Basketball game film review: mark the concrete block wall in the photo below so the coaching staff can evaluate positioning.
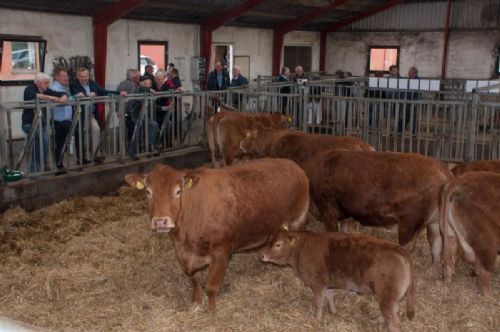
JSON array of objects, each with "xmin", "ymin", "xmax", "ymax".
[{"xmin": 326, "ymin": 31, "xmax": 500, "ymax": 79}]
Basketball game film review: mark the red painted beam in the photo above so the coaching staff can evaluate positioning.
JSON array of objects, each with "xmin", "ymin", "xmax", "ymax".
[
  {"xmin": 275, "ymin": 0, "xmax": 350, "ymax": 36},
  {"xmin": 272, "ymin": 32, "xmax": 285, "ymax": 76},
  {"xmin": 201, "ymin": 0, "xmax": 265, "ymax": 32},
  {"xmin": 319, "ymin": 31, "xmax": 327, "ymax": 72},
  {"xmin": 92, "ymin": 0, "xmax": 145, "ymax": 85},
  {"xmin": 441, "ymin": 0, "xmax": 452, "ymax": 79},
  {"xmin": 322, "ymin": 0, "xmax": 401, "ymax": 33},
  {"xmin": 93, "ymin": 0, "xmax": 145, "ymax": 26}
]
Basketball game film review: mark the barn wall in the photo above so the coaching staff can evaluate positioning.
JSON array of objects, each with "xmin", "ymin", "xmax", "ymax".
[{"xmin": 326, "ymin": 31, "xmax": 499, "ymax": 79}]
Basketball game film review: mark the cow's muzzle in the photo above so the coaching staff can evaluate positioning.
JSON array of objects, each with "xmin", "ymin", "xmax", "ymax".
[{"xmin": 151, "ymin": 217, "xmax": 175, "ymax": 233}]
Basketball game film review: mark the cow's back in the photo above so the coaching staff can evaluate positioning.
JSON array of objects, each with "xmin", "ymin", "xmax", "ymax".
[
  {"xmin": 305, "ymin": 150, "xmax": 450, "ymax": 229},
  {"xmin": 180, "ymin": 158, "xmax": 310, "ymax": 250},
  {"xmin": 451, "ymin": 160, "xmax": 500, "ymax": 176}
]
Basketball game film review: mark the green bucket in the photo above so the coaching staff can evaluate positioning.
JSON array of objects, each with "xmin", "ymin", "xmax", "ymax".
[{"xmin": 1, "ymin": 167, "xmax": 24, "ymax": 182}]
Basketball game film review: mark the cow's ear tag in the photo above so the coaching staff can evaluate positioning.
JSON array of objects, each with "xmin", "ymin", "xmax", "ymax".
[
  {"xmin": 287, "ymin": 116, "xmax": 292, "ymax": 123},
  {"xmin": 288, "ymin": 236, "xmax": 296, "ymax": 247},
  {"xmin": 185, "ymin": 178, "xmax": 193, "ymax": 189},
  {"xmin": 136, "ymin": 181, "xmax": 145, "ymax": 190},
  {"xmin": 281, "ymin": 224, "xmax": 289, "ymax": 231}
]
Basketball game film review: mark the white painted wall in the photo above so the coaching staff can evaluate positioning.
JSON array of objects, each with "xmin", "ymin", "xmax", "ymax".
[
  {"xmin": 106, "ymin": 19, "xmax": 197, "ymax": 90},
  {"xmin": 326, "ymin": 31, "xmax": 499, "ymax": 79}
]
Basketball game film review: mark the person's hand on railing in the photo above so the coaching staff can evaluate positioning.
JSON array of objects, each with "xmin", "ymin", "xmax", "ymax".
[
  {"xmin": 120, "ymin": 90, "xmax": 128, "ymax": 97},
  {"xmin": 58, "ymin": 95, "xmax": 68, "ymax": 103},
  {"xmin": 89, "ymin": 92, "xmax": 97, "ymax": 98},
  {"xmin": 75, "ymin": 92, "xmax": 85, "ymax": 98},
  {"xmin": 176, "ymin": 87, "xmax": 183, "ymax": 92}
]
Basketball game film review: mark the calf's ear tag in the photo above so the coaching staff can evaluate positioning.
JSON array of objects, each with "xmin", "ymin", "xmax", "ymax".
[
  {"xmin": 136, "ymin": 181, "xmax": 145, "ymax": 190},
  {"xmin": 185, "ymin": 178, "xmax": 193, "ymax": 189},
  {"xmin": 281, "ymin": 224, "xmax": 289, "ymax": 231},
  {"xmin": 287, "ymin": 116, "xmax": 292, "ymax": 123}
]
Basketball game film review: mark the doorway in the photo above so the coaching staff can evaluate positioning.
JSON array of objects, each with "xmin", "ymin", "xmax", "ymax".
[
  {"xmin": 283, "ymin": 45, "xmax": 312, "ymax": 73},
  {"xmin": 211, "ymin": 43, "xmax": 233, "ymax": 79}
]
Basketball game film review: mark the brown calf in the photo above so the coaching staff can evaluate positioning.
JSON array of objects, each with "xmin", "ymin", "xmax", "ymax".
[
  {"xmin": 125, "ymin": 158, "xmax": 310, "ymax": 311},
  {"xmin": 260, "ymin": 229, "xmax": 415, "ymax": 332},
  {"xmin": 303, "ymin": 150, "xmax": 451, "ymax": 264},
  {"xmin": 440, "ymin": 171, "xmax": 500, "ymax": 297},
  {"xmin": 207, "ymin": 110, "xmax": 289, "ymax": 168}
]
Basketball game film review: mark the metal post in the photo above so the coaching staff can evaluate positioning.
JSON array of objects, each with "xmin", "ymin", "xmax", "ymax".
[
  {"xmin": 118, "ymin": 97, "xmax": 126, "ymax": 162},
  {"xmin": 466, "ymin": 93, "xmax": 479, "ymax": 161}
]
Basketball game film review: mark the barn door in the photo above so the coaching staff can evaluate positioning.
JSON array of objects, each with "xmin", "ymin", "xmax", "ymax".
[{"xmin": 283, "ymin": 46, "xmax": 312, "ymax": 72}]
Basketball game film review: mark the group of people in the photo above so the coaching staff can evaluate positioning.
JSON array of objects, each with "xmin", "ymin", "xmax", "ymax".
[{"xmin": 22, "ymin": 63, "xmax": 183, "ymax": 173}]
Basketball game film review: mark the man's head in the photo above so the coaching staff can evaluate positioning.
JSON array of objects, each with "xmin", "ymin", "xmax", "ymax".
[
  {"xmin": 170, "ymin": 68, "xmax": 179, "ymax": 78},
  {"xmin": 168, "ymin": 63, "xmax": 175, "ymax": 70},
  {"xmin": 295, "ymin": 65, "xmax": 304, "ymax": 77},
  {"xmin": 408, "ymin": 66, "xmax": 418, "ymax": 79},
  {"xmin": 77, "ymin": 67, "xmax": 90, "ymax": 86},
  {"xmin": 154, "ymin": 72, "xmax": 165, "ymax": 89},
  {"xmin": 214, "ymin": 61, "xmax": 223, "ymax": 73},
  {"xmin": 281, "ymin": 66, "xmax": 290, "ymax": 78},
  {"xmin": 34, "ymin": 72, "xmax": 51, "ymax": 92},
  {"xmin": 53, "ymin": 66, "xmax": 69, "ymax": 86},
  {"xmin": 127, "ymin": 69, "xmax": 140, "ymax": 83},
  {"xmin": 389, "ymin": 65, "xmax": 399, "ymax": 78},
  {"xmin": 232, "ymin": 65, "xmax": 241, "ymax": 78},
  {"xmin": 145, "ymin": 64, "xmax": 154, "ymax": 75}
]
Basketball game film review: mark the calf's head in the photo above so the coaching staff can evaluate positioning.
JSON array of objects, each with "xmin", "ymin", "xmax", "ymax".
[
  {"xmin": 124, "ymin": 164, "xmax": 199, "ymax": 233},
  {"xmin": 259, "ymin": 228, "xmax": 297, "ymax": 266}
]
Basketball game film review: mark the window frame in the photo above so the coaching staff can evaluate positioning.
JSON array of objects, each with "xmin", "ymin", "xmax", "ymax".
[
  {"xmin": 137, "ymin": 40, "xmax": 169, "ymax": 75},
  {"xmin": 0, "ymin": 34, "xmax": 47, "ymax": 86},
  {"xmin": 496, "ymin": 49, "xmax": 500, "ymax": 75},
  {"xmin": 367, "ymin": 46, "xmax": 400, "ymax": 74}
]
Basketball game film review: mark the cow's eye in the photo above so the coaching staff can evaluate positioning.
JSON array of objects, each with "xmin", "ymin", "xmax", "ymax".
[
  {"xmin": 274, "ymin": 242, "xmax": 282, "ymax": 248},
  {"xmin": 174, "ymin": 188, "xmax": 181, "ymax": 198},
  {"xmin": 146, "ymin": 189, "xmax": 152, "ymax": 198}
]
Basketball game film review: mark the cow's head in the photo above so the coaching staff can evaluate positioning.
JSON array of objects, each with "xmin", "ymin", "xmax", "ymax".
[
  {"xmin": 239, "ymin": 128, "xmax": 259, "ymax": 156},
  {"xmin": 124, "ymin": 164, "xmax": 199, "ymax": 233},
  {"xmin": 270, "ymin": 113, "xmax": 292, "ymax": 129},
  {"xmin": 259, "ymin": 227, "xmax": 297, "ymax": 266}
]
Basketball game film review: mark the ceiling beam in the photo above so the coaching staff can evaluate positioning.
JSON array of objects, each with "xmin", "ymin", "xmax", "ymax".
[
  {"xmin": 201, "ymin": 0, "xmax": 266, "ymax": 31},
  {"xmin": 93, "ymin": 0, "xmax": 145, "ymax": 26},
  {"xmin": 322, "ymin": 0, "xmax": 401, "ymax": 33}
]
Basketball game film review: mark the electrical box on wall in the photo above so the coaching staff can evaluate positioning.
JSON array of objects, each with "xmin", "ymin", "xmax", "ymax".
[{"xmin": 190, "ymin": 57, "xmax": 206, "ymax": 81}]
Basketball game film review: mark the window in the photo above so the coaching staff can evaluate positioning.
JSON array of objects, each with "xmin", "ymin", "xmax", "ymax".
[
  {"xmin": 137, "ymin": 41, "xmax": 168, "ymax": 75},
  {"xmin": 496, "ymin": 49, "xmax": 500, "ymax": 74},
  {"xmin": 284, "ymin": 46, "xmax": 312, "ymax": 73},
  {"xmin": 0, "ymin": 37, "xmax": 46, "ymax": 85},
  {"xmin": 368, "ymin": 46, "xmax": 399, "ymax": 73}
]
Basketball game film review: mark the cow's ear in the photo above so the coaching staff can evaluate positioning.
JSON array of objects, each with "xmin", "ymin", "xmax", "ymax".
[
  {"xmin": 124, "ymin": 173, "xmax": 145, "ymax": 190},
  {"xmin": 183, "ymin": 175, "xmax": 200, "ymax": 190}
]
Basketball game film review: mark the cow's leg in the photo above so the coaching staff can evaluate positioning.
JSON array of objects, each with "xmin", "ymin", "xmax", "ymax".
[
  {"xmin": 380, "ymin": 300, "xmax": 401, "ymax": 332},
  {"xmin": 223, "ymin": 146, "xmax": 237, "ymax": 167},
  {"xmin": 426, "ymin": 222, "xmax": 442, "ymax": 267},
  {"xmin": 339, "ymin": 218, "xmax": 359, "ymax": 233},
  {"xmin": 190, "ymin": 270, "xmax": 203, "ymax": 305},
  {"xmin": 311, "ymin": 286, "xmax": 327, "ymax": 321},
  {"xmin": 397, "ymin": 217, "xmax": 422, "ymax": 251},
  {"xmin": 475, "ymin": 255, "xmax": 495, "ymax": 298},
  {"xmin": 326, "ymin": 289, "xmax": 335, "ymax": 314},
  {"xmin": 207, "ymin": 118, "xmax": 217, "ymax": 168},
  {"xmin": 205, "ymin": 250, "xmax": 230, "ymax": 312},
  {"xmin": 317, "ymin": 201, "xmax": 341, "ymax": 232}
]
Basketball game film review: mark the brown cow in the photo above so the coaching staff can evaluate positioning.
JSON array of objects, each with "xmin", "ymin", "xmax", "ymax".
[
  {"xmin": 124, "ymin": 158, "xmax": 310, "ymax": 311},
  {"xmin": 303, "ymin": 150, "xmax": 451, "ymax": 264},
  {"xmin": 260, "ymin": 229, "xmax": 415, "ymax": 332},
  {"xmin": 440, "ymin": 172, "xmax": 500, "ymax": 297},
  {"xmin": 239, "ymin": 127, "xmax": 375, "ymax": 165},
  {"xmin": 207, "ymin": 110, "xmax": 289, "ymax": 168},
  {"xmin": 451, "ymin": 160, "xmax": 500, "ymax": 176}
]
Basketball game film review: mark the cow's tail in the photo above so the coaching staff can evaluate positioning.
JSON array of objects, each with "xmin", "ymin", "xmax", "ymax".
[
  {"xmin": 405, "ymin": 253, "xmax": 416, "ymax": 320},
  {"xmin": 439, "ymin": 179, "xmax": 455, "ymax": 282}
]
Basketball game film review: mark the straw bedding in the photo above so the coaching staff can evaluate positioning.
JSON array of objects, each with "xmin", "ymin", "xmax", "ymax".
[{"xmin": 0, "ymin": 186, "xmax": 498, "ymax": 331}]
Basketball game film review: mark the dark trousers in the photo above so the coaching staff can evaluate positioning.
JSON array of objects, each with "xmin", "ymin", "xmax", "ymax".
[{"xmin": 54, "ymin": 120, "xmax": 72, "ymax": 168}]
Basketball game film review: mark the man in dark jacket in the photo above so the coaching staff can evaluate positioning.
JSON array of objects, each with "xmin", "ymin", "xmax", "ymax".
[
  {"xmin": 70, "ymin": 67, "xmax": 113, "ymax": 164},
  {"xmin": 230, "ymin": 65, "xmax": 248, "ymax": 108},
  {"xmin": 207, "ymin": 61, "xmax": 229, "ymax": 91},
  {"xmin": 23, "ymin": 72, "xmax": 68, "ymax": 173},
  {"xmin": 278, "ymin": 66, "xmax": 291, "ymax": 114}
]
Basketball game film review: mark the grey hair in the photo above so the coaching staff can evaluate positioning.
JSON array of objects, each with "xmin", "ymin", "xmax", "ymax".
[
  {"xmin": 281, "ymin": 66, "xmax": 290, "ymax": 75},
  {"xmin": 126, "ymin": 68, "xmax": 139, "ymax": 80},
  {"xmin": 233, "ymin": 65, "xmax": 241, "ymax": 71},
  {"xmin": 34, "ymin": 72, "xmax": 50, "ymax": 83},
  {"xmin": 154, "ymin": 71, "xmax": 165, "ymax": 79}
]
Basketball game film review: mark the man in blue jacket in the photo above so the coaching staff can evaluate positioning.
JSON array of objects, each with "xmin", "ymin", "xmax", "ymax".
[
  {"xmin": 207, "ymin": 61, "xmax": 229, "ymax": 91},
  {"xmin": 70, "ymin": 67, "xmax": 113, "ymax": 164}
]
